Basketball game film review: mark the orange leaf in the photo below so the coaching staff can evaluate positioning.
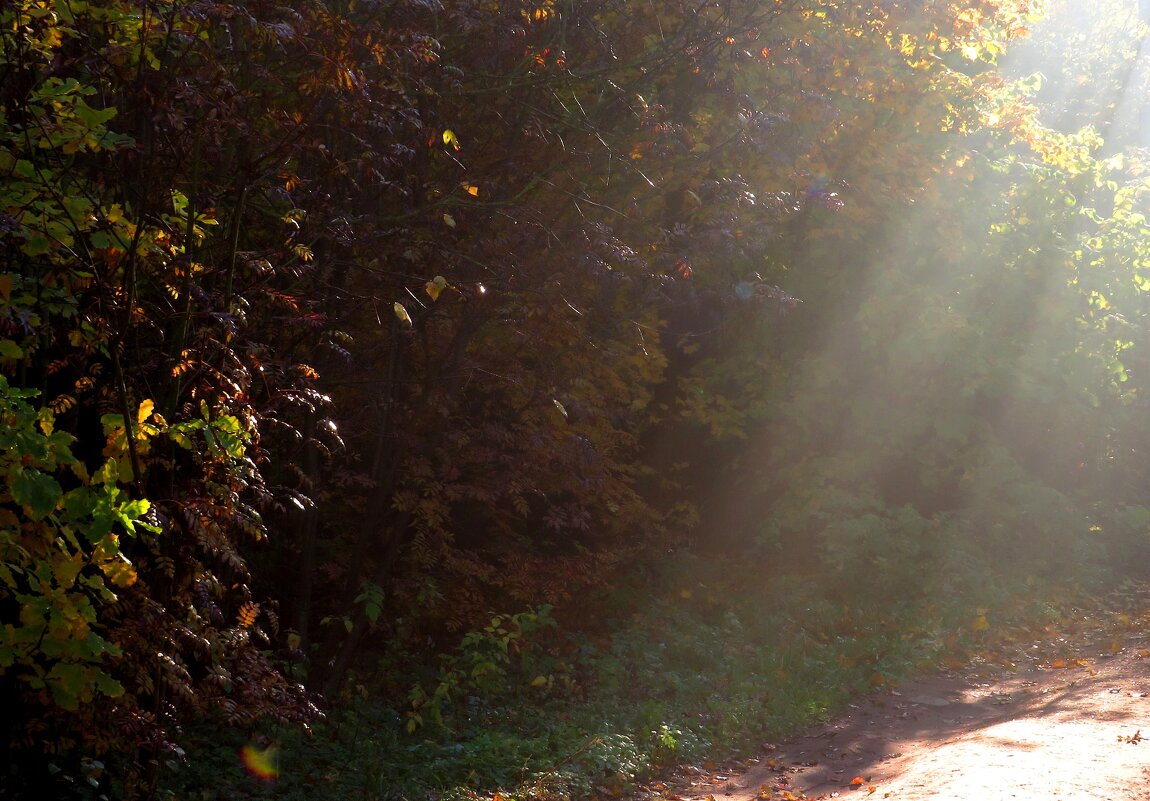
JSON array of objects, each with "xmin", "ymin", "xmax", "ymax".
[{"xmin": 850, "ymin": 776, "xmax": 865, "ymax": 787}]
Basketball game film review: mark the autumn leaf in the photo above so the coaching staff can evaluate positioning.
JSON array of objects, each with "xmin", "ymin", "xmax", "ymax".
[
  {"xmin": 850, "ymin": 776, "xmax": 865, "ymax": 787},
  {"xmin": 393, "ymin": 302, "xmax": 413, "ymax": 325},
  {"xmin": 442, "ymin": 128, "xmax": 461, "ymax": 150},
  {"xmin": 238, "ymin": 602, "xmax": 260, "ymax": 628},
  {"xmin": 137, "ymin": 398, "xmax": 155, "ymax": 426},
  {"xmin": 425, "ymin": 275, "xmax": 448, "ymax": 301}
]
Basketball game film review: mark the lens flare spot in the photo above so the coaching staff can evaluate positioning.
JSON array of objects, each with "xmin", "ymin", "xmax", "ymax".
[{"xmin": 240, "ymin": 743, "xmax": 279, "ymax": 781}]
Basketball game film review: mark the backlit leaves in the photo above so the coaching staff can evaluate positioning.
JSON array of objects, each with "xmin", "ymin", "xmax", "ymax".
[{"xmin": 425, "ymin": 275, "xmax": 448, "ymax": 301}]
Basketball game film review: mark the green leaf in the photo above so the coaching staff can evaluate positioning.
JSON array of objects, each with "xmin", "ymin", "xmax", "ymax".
[
  {"xmin": 0, "ymin": 340, "xmax": 24, "ymax": 359},
  {"xmin": 10, "ymin": 470, "xmax": 63, "ymax": 520},
  {"xmin": 71, "ymin": 99, "xmax": 118, "ymax": 129},
  {"xmin": 45, "ymin": 663, "xmax": 87, "ymax": 710}
]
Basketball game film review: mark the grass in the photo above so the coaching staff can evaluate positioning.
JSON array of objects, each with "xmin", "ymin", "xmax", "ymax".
[{"xmin": 159, "ymin": 553, "xmax": 1139, "ymax": 801}]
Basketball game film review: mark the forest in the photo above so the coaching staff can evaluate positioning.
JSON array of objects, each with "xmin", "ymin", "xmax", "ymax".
[{"xmin": 4, "ymin": 0, "xmax": 1150, "ymax": 798}]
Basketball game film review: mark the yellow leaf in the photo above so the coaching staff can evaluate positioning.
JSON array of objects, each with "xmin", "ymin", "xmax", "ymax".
[
  {"xmin": 442, "ymin": 213, "xmax": 456, "ymax": 228},
  {"xmin": 393, "ymin": 302, "xmax": 412, "ymax": 325},
  {"xmin": 286, "ymin": 632, "xmax": 302, "ymax": 650},
  {"xmin": 462, "ymin": 183, "xmax": 479, "ymax": 197},
  {"xmin": 54, "ymin": 551, "xmax": 85, "ymax": 589},
  {"xmin": 102, "ymin": 556, "xmax": 138, "ymax": 588},
  {"xmin": 530, "ymin": 675, "xmax": 548, "ymax": 687},
  {"xmin": 971, "ymin": 613, "xmax": 988, "ymax": 632},
  {"xmin": 442, "ymin": 128, "xmax": 461, "ymax": 151},
  {"xmin": 137, "ymin": 399, "xmax": 155, "ymax": 426},
  {"xmin": 425, "ymin": 275, "xmax": 447, "ymax": 301}
]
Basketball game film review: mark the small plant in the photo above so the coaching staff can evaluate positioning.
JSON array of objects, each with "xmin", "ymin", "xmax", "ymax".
[{"xmin": 407, "ymin": 606, "xmax": 558, "ymax": 732}]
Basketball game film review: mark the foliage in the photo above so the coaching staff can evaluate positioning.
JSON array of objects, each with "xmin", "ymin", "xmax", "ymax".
[
  {"xmin": 8, "ymin": 0, "xmax": 1150, "ymax": 797},
  {"xmin": 160, "ymin": 557, "xmax": 1105, "ymax": 801},
  {"xmin": 0, "ymin": 377, "xmax": 149, "ymax": 711}
]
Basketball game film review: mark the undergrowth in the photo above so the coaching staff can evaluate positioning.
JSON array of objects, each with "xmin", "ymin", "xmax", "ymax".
[{"xmin": 158, "ymin": 553, "xmax": 1125, "ymax": 801}]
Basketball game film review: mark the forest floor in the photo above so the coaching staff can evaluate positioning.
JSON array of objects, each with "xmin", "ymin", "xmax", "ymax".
[{"xmin": 661, "ymin": 619, "xmax": 1150, "ymax": 800}]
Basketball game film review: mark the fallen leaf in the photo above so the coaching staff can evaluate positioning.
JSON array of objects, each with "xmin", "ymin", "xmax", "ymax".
[{"xmin": 850, "ymin": 777, "xmax": 865, "ymax": 787}]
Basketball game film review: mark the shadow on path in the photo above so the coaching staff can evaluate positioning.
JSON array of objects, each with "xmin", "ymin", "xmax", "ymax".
[{"xmin": 677, "ymin": 635, "xmax": 1150, "ymax": 800}]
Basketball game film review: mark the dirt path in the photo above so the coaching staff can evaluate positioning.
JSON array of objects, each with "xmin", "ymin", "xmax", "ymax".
[{"xmin": 673, "ymin": 634, "xmax": 1150, "ymax": 800}]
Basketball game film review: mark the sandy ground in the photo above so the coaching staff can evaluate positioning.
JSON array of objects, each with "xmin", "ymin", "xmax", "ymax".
[{"xmin": 672, "ymin": 634, "xmax": 1150, "ymax": 800}]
